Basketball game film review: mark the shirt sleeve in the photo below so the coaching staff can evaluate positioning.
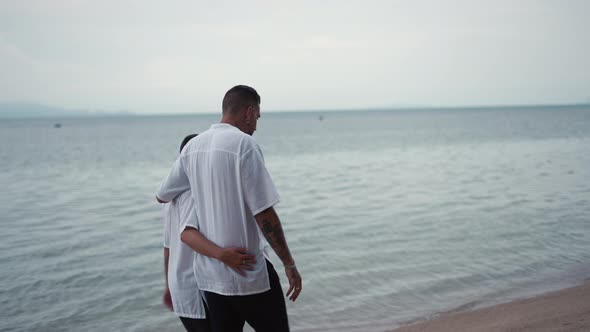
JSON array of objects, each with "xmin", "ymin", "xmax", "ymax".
[
  {"xmin": 163, "ymin": 204, "xmax": 171, "ymax": 248},
  {"xmin": 179, "ymin": 193, "xmax": 199, "ymax": 231},
  {"xmin": 240, "ymin": 144, "xmax": 280, "ymax": 216},
  {"xmin": 156, "ymin": 157, "xmax": 190, "ymax": 202}
]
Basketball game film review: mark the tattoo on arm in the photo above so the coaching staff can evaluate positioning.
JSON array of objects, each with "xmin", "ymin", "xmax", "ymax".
[{"xmin": 256, "ymin": 208, "xmax": 293, "ymax": 264}]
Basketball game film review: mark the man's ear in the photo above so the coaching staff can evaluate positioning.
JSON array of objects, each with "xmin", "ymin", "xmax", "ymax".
[{"xmin": 244, "ymin": 106, "xmax": 254, "ymax": 123}]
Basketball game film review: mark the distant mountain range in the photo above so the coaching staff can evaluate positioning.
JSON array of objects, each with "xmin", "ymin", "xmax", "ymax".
[{"xmin": 0, "ymin": 102, "xmax": 133, "ymax": 119}]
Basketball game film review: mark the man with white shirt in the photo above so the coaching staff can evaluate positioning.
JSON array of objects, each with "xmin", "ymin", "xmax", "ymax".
[
  {"xmin": 162, "ymin": 134, "xmax": 257, "ymax": 332},
  {"xmin": 157, "ymin": 85, "xmax": 302, "ymax": 332}
]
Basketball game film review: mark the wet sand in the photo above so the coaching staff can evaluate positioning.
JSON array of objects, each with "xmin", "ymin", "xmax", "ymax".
[{"xmin": 390, "ymin": 281, "xmax": 590, "ymax": 332}]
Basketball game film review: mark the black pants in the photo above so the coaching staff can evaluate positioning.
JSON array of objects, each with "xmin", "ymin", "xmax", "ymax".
[
  {"xmin": 178, "ymin": 300, "xmax": 211, "ymax": 332},
  {"xmin": 204, "ymin": 260, "xmax": 289, "ymax": 332},
  {"xmin": 179, "ymin": 316, "xmax": 211, "ymax": 332}
]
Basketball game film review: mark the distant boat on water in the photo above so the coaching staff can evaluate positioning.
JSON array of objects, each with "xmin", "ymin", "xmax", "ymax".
[
  {"xmin": 54, "ymin": 123, "xmax": 61, "ymax": 128},
  {"xmin": 318, "ymin": 115, "xmax": 324, "ymax": 121}
]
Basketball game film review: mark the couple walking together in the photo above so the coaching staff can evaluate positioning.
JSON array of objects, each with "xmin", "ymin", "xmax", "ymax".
[{"xmin": 156, "ymin": 85, "xmax": 302, "ymax": 332}]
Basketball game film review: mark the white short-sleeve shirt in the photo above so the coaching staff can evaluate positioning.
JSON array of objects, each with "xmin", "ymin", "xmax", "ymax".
[
  {"xmin": 163, "ymin": 191, "xmax": 206, "ymax": 319},
  {"xmin": 157, "ymin": 123, "xmax": 280, "ymax": 296}
]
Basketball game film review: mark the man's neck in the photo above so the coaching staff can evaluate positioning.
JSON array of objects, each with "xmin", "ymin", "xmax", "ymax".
[
  {"xmin": 220, "ymin": 116, "xmax": 248, "ymax": 134},
  {"xmin": 220, "ymin": 117, "xmax": 238, "ymax": 127}
]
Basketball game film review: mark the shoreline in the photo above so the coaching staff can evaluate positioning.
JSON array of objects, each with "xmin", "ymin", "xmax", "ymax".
[{"xmin": 389, "ymin": 279, "xmax": 590, "ymax": 332}]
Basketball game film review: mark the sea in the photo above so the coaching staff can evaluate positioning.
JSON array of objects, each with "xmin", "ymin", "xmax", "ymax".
[{"xmin": 1, "ymin": 105, "xmax": 589, "ymax": 332}]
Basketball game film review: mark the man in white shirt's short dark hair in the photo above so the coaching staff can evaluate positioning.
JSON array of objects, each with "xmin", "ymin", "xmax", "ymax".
[{"xmin": 157, "ymin": 85, "xmax": 302, "ymax": 332}]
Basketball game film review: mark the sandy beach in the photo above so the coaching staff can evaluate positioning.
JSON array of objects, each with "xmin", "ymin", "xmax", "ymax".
[{"xmin": 390, "ymin": 281, "xmax": 590, "ymax": 332}]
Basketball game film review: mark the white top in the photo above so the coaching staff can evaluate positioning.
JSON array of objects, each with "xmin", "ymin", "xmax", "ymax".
[
  {"xmin": 163, "ymin": 191, "xmax": 206, "ymax": 319},
  {"xmin": 157, "ymin": 123, "xmax": 280, "ymax": 296}
]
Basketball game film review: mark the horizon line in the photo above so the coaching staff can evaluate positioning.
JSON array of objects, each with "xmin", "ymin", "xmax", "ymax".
[
  {"xmin": 140, "ymin": 101, "xmax": 590, "ymax": 117},
  {"xmin": 1, "ymin": 101, "xmax": 589, "ymax": 119}
]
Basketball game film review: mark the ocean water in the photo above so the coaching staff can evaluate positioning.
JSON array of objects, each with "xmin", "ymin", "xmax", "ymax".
[{"xmin": 1, "ymin": 106, "xmax": 589, "ymax": 332}]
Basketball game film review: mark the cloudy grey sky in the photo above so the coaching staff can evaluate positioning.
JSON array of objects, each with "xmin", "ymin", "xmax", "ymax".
[{"xmin": 0, "ymin": 0, "xmax": 589, "ymax": 114}]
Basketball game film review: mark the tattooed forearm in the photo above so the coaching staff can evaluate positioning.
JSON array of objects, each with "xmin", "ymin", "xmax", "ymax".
[{"xmin": 255, "ymin": 207, "xmax": 294, "ymax": 265}]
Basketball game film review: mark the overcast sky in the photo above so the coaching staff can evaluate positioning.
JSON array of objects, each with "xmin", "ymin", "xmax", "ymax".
[{"xmin": 0, "ymin": 0, "xmax": 589, "ymax": 114}]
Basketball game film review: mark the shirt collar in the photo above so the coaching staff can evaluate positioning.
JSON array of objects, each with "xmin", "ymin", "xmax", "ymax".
[{"xmin": 210, "ymin": 123, "xmax": 239, "ymax": 131}]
